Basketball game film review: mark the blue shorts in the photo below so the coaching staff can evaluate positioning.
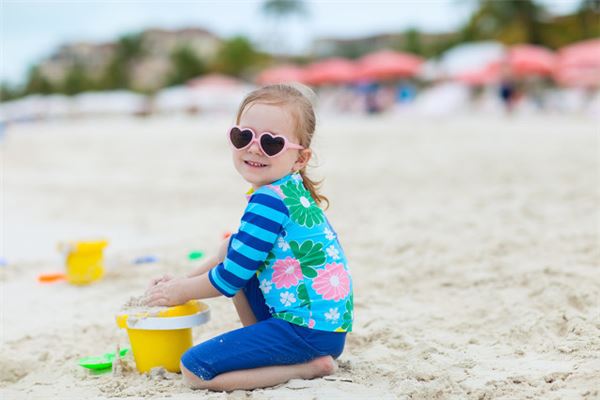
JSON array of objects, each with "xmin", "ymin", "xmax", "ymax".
[{"xmin": 181, "ymin": 276, "xmax": 347, "ymax": 380}]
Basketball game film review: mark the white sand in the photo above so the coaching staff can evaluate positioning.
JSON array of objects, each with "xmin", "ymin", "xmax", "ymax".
[{"xmin": 1, "ymin": 113, "xmax": 599, "ymax": 399}]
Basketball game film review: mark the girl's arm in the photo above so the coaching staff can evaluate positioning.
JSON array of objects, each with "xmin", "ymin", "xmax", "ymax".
[
  {"xmin": 186, "ymin": 238, "xmax": 230, "ymax": 278},
  {"xmin": 148, "ymin": 188, "xmax": 287, "ymax": 306}
]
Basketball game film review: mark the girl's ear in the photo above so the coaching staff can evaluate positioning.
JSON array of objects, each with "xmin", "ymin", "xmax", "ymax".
[{"xmin": 293, "ymin": 148, "xmax": 312, "ymax": 172}]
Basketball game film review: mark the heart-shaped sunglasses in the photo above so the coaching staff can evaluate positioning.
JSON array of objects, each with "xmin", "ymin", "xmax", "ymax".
[{"xmin": 228, "ymin": 126, "xmax": 304, "ymax": 158}]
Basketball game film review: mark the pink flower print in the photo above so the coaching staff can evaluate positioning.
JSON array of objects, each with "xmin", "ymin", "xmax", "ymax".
[
  {"xmin": 312, "ymin": 263, "xmax": 350, "ymax": 301},
  {"xmin": 272, "ymin": 257, "xmax": 302, "ymax": 289},
  {"xmin": 308, "ymin": 319, "xmax": 316, "ymax": 328}
]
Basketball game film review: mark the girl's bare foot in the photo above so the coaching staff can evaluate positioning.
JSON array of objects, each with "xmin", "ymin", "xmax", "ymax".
[{"xmin": 306, "ymin": 355, "xmax": 337, "ymax": 379}]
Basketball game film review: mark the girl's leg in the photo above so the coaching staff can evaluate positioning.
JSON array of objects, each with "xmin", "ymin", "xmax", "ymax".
[
  {"xmin": 180, "ymin": 319, "xmax": 343, "ymax": 391},
  {"xmin": 232, "ymin": 291, "xmax": 257, "ymax": 327},
  {"xmin": 180, "ymin": 355, "xmax": 336, "ymax": 392}
]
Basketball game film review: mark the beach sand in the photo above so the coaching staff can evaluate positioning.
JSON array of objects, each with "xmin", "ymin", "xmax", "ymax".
[{"xmin": 1, "ymin": 113, "xmax": 598, "ymax": 399}]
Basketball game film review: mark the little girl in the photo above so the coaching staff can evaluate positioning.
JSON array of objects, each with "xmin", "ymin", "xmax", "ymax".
[{"xmin": 145, "ymin": 83, "xmax": 353, "ymax": 392}]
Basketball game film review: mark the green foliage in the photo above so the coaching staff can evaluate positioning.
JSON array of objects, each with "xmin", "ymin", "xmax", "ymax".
[
  {"xmin": 61, "ymin": 63, "xmax": 91, "ymax": 95},
  {"xmin": 167, "ymin": 46, "xmax": 207, "ymax": 86},
  {"xmin": 402, "ymin": 28, "xmax": 424, "ymax": 55},
  {"xmin": 23, "ymin": 66, "xmax": 54, "ymax": 95},
  {"xmin": 98, "ymin": 33, "xmax": 145, "ymax": 90},
  {"xmin": 213, "ymin": 36, "xmax": 261, "ymax": 77},
  {"xmin": 117, "ymin": 33, "xmax": 145, "ymax": 59},
  {"xmin": 0, "ymin": 81, "xmax": 24, "ymax": 101}
]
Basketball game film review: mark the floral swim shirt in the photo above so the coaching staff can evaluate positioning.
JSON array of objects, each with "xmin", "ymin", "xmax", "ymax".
[{"xmin": 209, "ymin": 172, "xmax": 353, "ymax": 332}]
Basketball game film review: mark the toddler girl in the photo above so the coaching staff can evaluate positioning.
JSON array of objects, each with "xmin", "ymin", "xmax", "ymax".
[{"xmin": 146, "ymin": 83, "xmax": 353, "ymax": 391}]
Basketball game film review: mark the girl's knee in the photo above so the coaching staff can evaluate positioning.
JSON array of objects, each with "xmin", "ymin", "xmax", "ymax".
[
  {"xmin": 180, "ymin": 361, "xmax": 207, "ymax": 389},
  {"xmin": 180, "ymin": 348, "xmax": 217, "ymax": 382}
]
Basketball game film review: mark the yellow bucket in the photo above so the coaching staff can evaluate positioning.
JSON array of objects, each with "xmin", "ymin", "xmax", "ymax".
[
  {"xmin": 59, "ymin": 240, "xmax": 108, "ymax": 285},
  {"xmin": 116, "ymin": 300, "xmax": 210, "ymax": 373}
]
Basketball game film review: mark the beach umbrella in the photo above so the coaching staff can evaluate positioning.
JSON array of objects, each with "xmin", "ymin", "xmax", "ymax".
[
  {"xmin": 554, "ymin": 39, "xmax": 600, "ymax": 87},
  {"xmin": 302, "ymin": 58, "xmax": 359, "ymax": 85},
  {"xmin": 506, "ymin": 44, "xmax": 556, "ymax": 77},
  {"xmin": 256, "ymin": 65, "xmax": 306, "ymax": 85},
  {"xmin": 455, "ymin": 64, "xmax": 500, "ymax": 86},
  {"xmin": 356, "ymin": 50, "xmax": 424, "ymax": 80}
]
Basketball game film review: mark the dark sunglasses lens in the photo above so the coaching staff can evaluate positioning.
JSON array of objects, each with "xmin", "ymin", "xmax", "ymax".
[
  {"xmin": 230, "ymin": 128, "xmax": 253, "ymax": 149},
  {"xmin": 260, "ymin": 134, "xmax": 286, "ymax": 156}
]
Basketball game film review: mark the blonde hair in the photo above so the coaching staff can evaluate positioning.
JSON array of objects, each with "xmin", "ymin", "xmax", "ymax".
[{"xmin": 236, "ymin": 83, "xmax": 329, "ymax": 209}]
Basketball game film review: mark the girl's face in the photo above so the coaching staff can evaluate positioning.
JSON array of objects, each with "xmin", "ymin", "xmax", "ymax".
[{"xmin": 233, "ymin": 103, "xmax": 311, "ymax": 189}]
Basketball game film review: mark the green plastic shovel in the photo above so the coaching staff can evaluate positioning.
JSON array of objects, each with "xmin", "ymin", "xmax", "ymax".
[{"xmin": 78, "ymin": 348, "xmax": 129, "ymax": 370}]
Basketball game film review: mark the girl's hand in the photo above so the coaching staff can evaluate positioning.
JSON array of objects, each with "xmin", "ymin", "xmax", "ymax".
[
  {"xmin": 147, "ymin": 274, "xmax": 174, "ymax": 289},
  {"xmin": 145, "ymin": 277, "xmax": 189, "ymax": 307}
]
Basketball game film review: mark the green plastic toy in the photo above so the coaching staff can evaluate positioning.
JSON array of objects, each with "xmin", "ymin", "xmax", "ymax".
[
  {"xmin": 78, "ymin": 348, "xmax": 129, "ymax": 370},
  {"xmin": 188, "ymin": 251, "xmax": 205, "ymax": 260}
]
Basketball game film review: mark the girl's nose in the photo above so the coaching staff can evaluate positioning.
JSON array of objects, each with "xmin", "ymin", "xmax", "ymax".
[{"xmin": 247, "ymin": 140, "xmax": 263, "ymax": 155}]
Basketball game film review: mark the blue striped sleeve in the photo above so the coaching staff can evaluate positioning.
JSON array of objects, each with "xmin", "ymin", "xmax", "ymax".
[{"xmin": 208, "ymin": 188, "xmax": 288, "ymax": 297}]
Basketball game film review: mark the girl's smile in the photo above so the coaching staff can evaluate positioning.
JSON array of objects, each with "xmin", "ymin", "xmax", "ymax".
[
  {"xmin": 232, "ymin": 103, "xmax": 310, "ymax": 189},
  {"xmin": 243, "ymin": 159, "xmax": 268, "ymax": 168}
]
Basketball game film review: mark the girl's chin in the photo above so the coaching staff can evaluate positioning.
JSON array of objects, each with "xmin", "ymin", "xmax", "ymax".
[{"xmin": 241, "ymin": 170, "xmax": 270, "ymax": 185}]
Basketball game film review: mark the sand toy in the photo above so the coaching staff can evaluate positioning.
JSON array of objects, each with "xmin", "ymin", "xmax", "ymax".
[
  {"xmin": 79, "ymin": 348, "xmax": 130, "ymax": 370},
  {"xmin": 58, "ymin": 240, "xmax": 108, "ymax": 285},
  {"xmin": 37, "ymin": 272, "xmax": 67, "ymax": 283},
  {"xmin": 116, "ymin": 300, "xmax": 210, "ymax": 373},
  {"xmin": 187, "ymin": 250, "xmax": 204, "ymax": 261},
  {"xmin": 133, "ymin": 255, "xmax": 159, "ymax": 264}
]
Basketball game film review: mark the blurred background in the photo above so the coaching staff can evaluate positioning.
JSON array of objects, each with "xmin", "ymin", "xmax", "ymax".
[
  {"xmin": 1, "ymin": 0, "xmax": 599, "ymax": 120},
  {"xmin": 0, "ymin": 0, "xmax": 598, "ymax": 262}
]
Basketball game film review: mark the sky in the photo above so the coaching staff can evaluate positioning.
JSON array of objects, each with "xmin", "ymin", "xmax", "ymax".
[{"xmin": 1, "ymin": 0, "xmax": 581, "ymax": 85}]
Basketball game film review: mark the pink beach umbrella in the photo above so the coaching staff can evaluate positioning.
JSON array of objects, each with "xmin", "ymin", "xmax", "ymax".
[
  {"xmin": 256, "ymin": 65, "xmax": 306, "ymax": 85},
  {"xmin": 554, "ymin": 39, "xmax": 600, "ymax": 87},
  {"xmin": 506, "ymin": 44, "xmax": 556, "ymax": 77},
  {"xmin": 455, "ymin": 63, "xmax": 500, "ymax": 86},
  {"xmin": 357, "ymin": 49, "xmax": 424, "ymax": 80},
  {"xmin": 302, "ymin": 58, "xmax": 360, "ymax": 85}
]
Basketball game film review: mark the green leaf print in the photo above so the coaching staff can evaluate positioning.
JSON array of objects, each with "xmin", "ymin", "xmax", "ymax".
[
  {"xmin": 340, "ymin": 294, "xmax": 353, "ymax": 331},
  {"xmin": 281, "ymin": 181, "xmax": 324, "ymax": 228},
  {"xmin": 289, "ymin": 240, "xmax": 326, "ymax": 271},
  {"xmin": 256, "ymin": 251, "xmax": 275, "ymax": 276},
  {"xmin": 274, "ymin": 312, "xmax": 306, "ymax": 327},
  {"xmin": 297, "ymin": 282, "xmax": 311, "ymax": 309},
  {"xmin": 301, "ymin": 266, "xmax": 317, "ymax": 278}
]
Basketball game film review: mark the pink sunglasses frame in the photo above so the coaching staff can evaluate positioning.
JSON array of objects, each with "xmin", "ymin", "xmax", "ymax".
[{"xmin": 227, "ymin": 125, "xmax": 304, "ymax": 158}]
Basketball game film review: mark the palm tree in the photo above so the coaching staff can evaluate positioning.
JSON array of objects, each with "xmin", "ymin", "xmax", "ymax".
[
  {"xmin": 262, "ymin": 0, "xmax": 308, "ymax": 19},
  {"xmin": 462, "ymin": 0, "xmax": 547, "ymax": 45},
  {"xmin": 260, "ymin": 0, "xmax": 309, "ymax": 56}
]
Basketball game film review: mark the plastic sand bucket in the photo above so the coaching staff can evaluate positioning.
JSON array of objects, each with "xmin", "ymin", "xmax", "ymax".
[
  {"xmin": 116, "ymin": 300, "xmax": 210, "ymax": 373},
  {"xmin": 58, "ymin": 240, "xmax": 108, "ymax": 285}
]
